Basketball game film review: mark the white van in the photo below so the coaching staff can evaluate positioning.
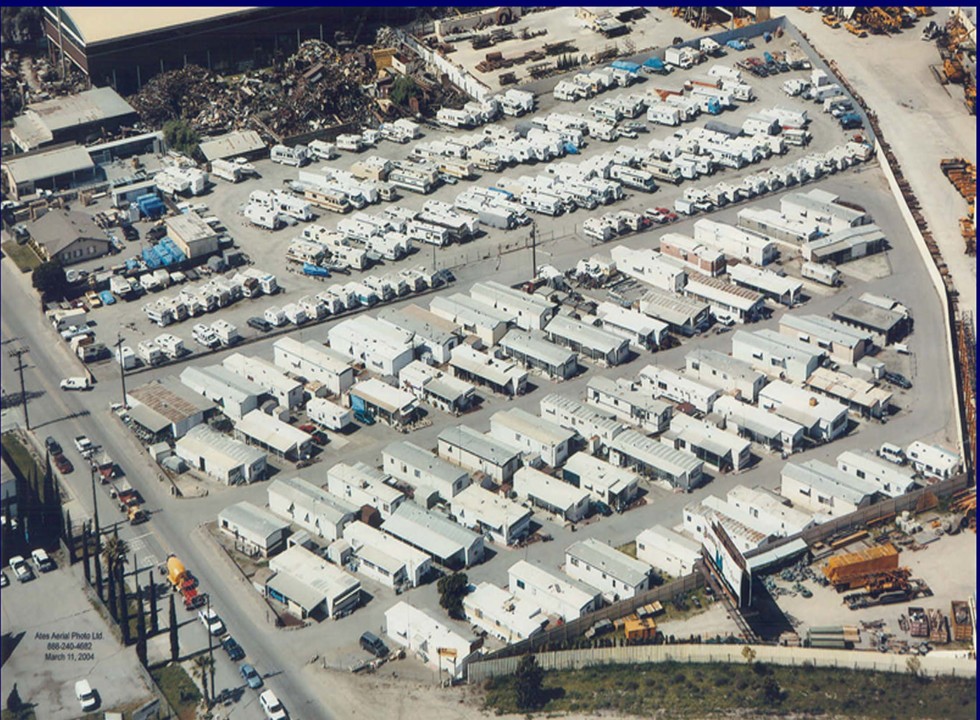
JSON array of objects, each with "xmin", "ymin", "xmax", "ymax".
[
  {"xmin": 31, "ymin": 548, "xmax": 55, "ymax": 572},
  {"xmin": 75, "ymin": 680, "xmax": 98, "ymax": 712},
  {"xmin": 878, "ymin": 443, "xmax": 906, "ymax": 466}
]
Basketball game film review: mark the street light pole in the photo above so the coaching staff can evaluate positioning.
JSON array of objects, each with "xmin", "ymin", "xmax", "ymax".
[
  {"xmin": 115, "ymin": 334, "xmax": 128, "ymax": 408},
  {"xmin": 8, "ymin": 346, "xmax": 30, "ymax": 430},
  {"xmin": 530, "ymin": 221, "xmax": 537, "ymax": 280}
]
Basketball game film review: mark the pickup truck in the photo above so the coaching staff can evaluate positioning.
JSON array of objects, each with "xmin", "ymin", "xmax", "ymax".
[
  {"xmin": 60, "ymin": 376, "xmax": 92, "ymax": 391},
  {"xmin": 74, "ymin": 435, "xmax": 97, "ymax": 458}
]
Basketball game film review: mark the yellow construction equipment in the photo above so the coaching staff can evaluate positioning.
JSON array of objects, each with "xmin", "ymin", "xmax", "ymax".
[
  {"xmin": 824, "ymin": 544, "xmax": 900, "ymax": 590},
  {"xmin": 822, "ymin": 14, "xmax": 841, "ymax": 28},
  {"xmin": 845, "ymin": 22, "xmax": 868, "ymax": 37}
]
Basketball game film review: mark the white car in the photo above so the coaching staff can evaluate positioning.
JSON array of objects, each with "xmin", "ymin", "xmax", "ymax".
[
  {"xmin": 259, "ymin": 689, "xmax": 288, "ymax": 720},
  {"xmin": 60, "ymin": 376, "xmax": 91, "ymax": 391},
  {"xmin": 75, "ymin": 679, "xmax": 98, "ymax": 712},
  {"xmin": 9, "ymin": 556, "xmax": 34, "ymax": 583},
  {"xmin": 31, "ymin": 548, "xmax": 55, "ymax": 573},
  {"xmin": 198, "ymin": 607, "xmax": 226, "ymax": 636}
]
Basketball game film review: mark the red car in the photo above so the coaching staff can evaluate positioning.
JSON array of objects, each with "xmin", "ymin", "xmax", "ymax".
[
  {"xmin": 298, "ymin": 423, "xmax": 316, "ymax": 433},
  {"xmin": 54, "ymin": 455, "xmax": 74, "ymax": 474}
]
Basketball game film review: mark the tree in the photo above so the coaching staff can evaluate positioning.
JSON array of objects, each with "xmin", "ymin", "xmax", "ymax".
[
  {"xmin": 149, "ymin": 579, "xmax": 159, "ymax": 635},
  {"xmin": 107, "ymin": 554, "xmax": 118, "ymax": 621},
  {"xmin": 63, "ymin": 508, "xmax": 74, "ymax": 563},
  {"xmin": 514, "ymin": 654, "xmax": 545, "ymax": 711},
  {"xmin": 192, "ymin": 654, "xmax": 214, "ymax": 707},
  {"xmin": 93, "ymin": 531, "xmax": 104, "ymax": 600},
  {"xmin": 163, "ymin": 119, "xmax": 200, "ymax": 158},
  {"xmin": 81, "ymin": 521, "xmax": 91, "ymax": 584},
  {"xmin": 118, "ymin": 563, "xmax": 130, "ymax": 644},
  {"xmin": 102, "ymin": 529, "xmax": 129, "ymax": 580},
  {"xmin": 6, "ymin": 683, "xmax": 21, "ymax": 712},
  {"xmin": 741, "ymin": 645, "xmax": 757, "ymax": 664},
  {"xmin": 437, "ymin": 572, "xmax": 468, "ymax": 619},
  {"xmin": 906, "ymin": 656, "xmax": 922, "ymax": 678},
  {"xmin": 31, "ymin": 261, "xmax": 68, "ymax": 299},
  {"xmin": 390, "ymin": 75, "xmax": 419, "ymax": 107},
  {"xmin": 169, "ymin": 595, "xmax": 179, "ymax": 662},
  {"xmin": 136, "ymin": 585, "xmax": 148, "ymax": 667}
]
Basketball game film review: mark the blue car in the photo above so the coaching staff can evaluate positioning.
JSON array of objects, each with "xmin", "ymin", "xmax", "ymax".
[{"xmin": 240, "ymin": 663, "xmax": 263, "ymax": 689}]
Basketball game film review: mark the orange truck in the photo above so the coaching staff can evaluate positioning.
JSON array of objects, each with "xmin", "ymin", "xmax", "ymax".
[{"xmin": 166, "ymin": 555, "xmax": 206, "ymax": 610}]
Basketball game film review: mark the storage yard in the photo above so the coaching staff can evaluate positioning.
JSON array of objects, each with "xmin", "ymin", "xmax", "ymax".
[{"xmin": 0, "ymin": 6, "xmax": 975, "ymax": 720}]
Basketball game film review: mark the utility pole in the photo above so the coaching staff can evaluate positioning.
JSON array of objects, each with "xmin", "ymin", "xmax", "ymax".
[
  {"xmin": 8, "ymin": 346, "xmax": 30, "ymax": 431},
  {"xmin": 206, "ymin": 595, "xmax": 216, "ymax": 708},
  {"xmin": 530, "ymin": 221, "xmax": 537, "ymax": 280},
  {"xmin": 115, "ymin": 334, "xmax": 128, "ymax": 408}
]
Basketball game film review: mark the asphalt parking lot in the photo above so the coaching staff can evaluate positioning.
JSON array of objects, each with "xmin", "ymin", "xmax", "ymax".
[{"xmin": 0, "ymin": 558, "xmax": 155, "ymax": 719}]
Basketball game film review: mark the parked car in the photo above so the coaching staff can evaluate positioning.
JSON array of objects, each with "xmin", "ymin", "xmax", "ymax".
[
  {"xmin": 31, "ymin": 548, "xmax": 55, "ymax": 573},
  {"xmin": 45, "ymin": 436, "xmax": 62, "ymax": 455},
  {"xmin": 222, "ymin": 635, "xmax": 245, "ymax": 661},
  {"xmin": 75, "ymin": 680, "xmax": 98, "ymax": 712},
  {"xmin": 9, "ymin": 556, "xmax": 34, "ymax": 582},
  {"xmin": 198, "ymin": 608, "xmax": 226, "ymax": 636},
  {"xmin": 884, "ymin": 371, "xmax": 912, "ymax": 390},
  {"xmin": 74, "ymin": 435, "xmax": 96, "ymax": 457},
  {"xmin": 259, "ymin": 689, "xmax": 288, "ymax": 720},
  {"xmin": 0, "ymin": 571, "xmax": 8, "ymax": 587},
  {"xmin": 240, "ymin": 663, "xmax": 263, "ymax": 689},
  {"xmin": 247, "ymin": 317, "xmax": 272, "ymax": 333},
  {"xmin": 55, "ymin": 455, "xmax": 74, "ymax": 474},
  {"xmin": 121, "ymin": 224, "xmax": 139, "ymax": 241},
  {"xmin": 360, "ymin": 631, "xmax": 389, "ymax": 658}
]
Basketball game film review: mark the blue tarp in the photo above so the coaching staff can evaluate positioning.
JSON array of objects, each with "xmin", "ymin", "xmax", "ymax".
[
  {"xmin": 611, "ymin": 60, "xmax": 641, "ymax": 73},
  {"xmin": 302, "ymin": 263, "xmax": 330, "ymax": 277},
  {"xmin": 643, "ymin": 57, "xmax": 665, "ymax": 69}
]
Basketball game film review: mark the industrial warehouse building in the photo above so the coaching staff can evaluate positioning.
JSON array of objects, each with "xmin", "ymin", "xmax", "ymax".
[
  {"xmin": 382, "ymin": 502, "xmax": 485, "ymax": 569},
  {"xmin": 780, "ymin": 460, "xmax": 879, "ymax": 517},
  {"xmin": 267, "ymin": 545, "xmax": 361, "ymax": 620},
  {"xmin": 382, "ymin": 440, "xmax": 471, "ymax": 502},
  {"xmin": 1, "ymin": 145, "xmax": 97, "ymax": 201},
  {"xmin": 586, "ymin": 375, "xmax": 673, "ymax": 434},
  {"xmin": 489, "ymin": 408, "xmax": 577, "ymax": 468},
  {"xmin": 450, "ymin": 484, "xmax": 532, "ymax": 546},
  {"xmin": 544, "ymin": 314, "xmax": 630, "ymax": 366},
  {"xmin": 565, "ymin": 538, "xmax": 652, "ymax": 603},
  {"xmin": 449, "ymin": 344, "xmax": 528, "ymax": 397},
  {"xmin": 508, "ymin": 560, "xmax": 603, "ymax": 621},
  {"xmin": 384, "ymin": 602, "xmax": 480, "ymax": 680},
  {"xmin": 175, "ymin": 425, "xmax": 267, "ymax": 485},
  {"xmin": 780, "ymin": 189, "xmax": 869, "ymax": 234},
  {"xmin": 635, "ymin": 526, "xmax": 701, "ymax": 577},
  {"xmin": 127, "ymin": 378, "xmax": 214, "ymax": 440},
  {"xmin": 803, "ymin": 225, "xmax": 888, "ymax": 264},
  {"xmin": 512, "ymin": 466, "xmax": 591, "ymax": 522},
  {"xmin": 43, "ymin": 6, "xmax": 419, "ymax": 93},
  {"xmin": 438, "ymin": 425, "xmax": 523, "ymax": 483},
  {"xmin": 180, "ymin": 365, "xmax": 265, "ymax": 421},
  {"xmin": 348, "ymin": 379, "xmax": 419, "ymax": 428},
  {"xmin": 343, "ymin": 521, "xmax": 432, "ymax": 589},
  {"xmin": 272, "ymin": 337, "xmax": 354, "ymax": 396},
  {"xmin": 267, "ymin": 476, "xmax": 358, "ymax": 542},
  {"xmin": 165, "ymin": 213, "xmax": 221, "ymax": 259},
  {"xmin": 685, "ymin": 349, "xmax": 768, "ymax": 403},
  {"xmin": 217, "ymin": 501, "xmax": 291, "ymax": 557},
  {"xmin": 464, "ymin": 583, "xmax": 547, "ymax": 643},
  {"xmin": 499, "ymin": 330, "xmax": 579, "ymax": 380},
  {"xmin": 832, "ymin": 297, "xmax": 911, "ymax": 345},
  {"xmin": 327, "ymin": 462, "xmax": 406, "ymax": 520},
  {"xmin": 561, "ymin": 452, "xmax": 640, "ymax": 512},
  {"xmin": 10, "ymin": 86, "xmax": 138, "ymax": 152}
]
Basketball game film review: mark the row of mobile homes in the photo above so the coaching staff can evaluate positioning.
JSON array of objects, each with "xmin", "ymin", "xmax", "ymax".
[
  {"xmin": 383, "ymin": 440, "xmax": 471, "ymax": 502},
  {"xmin": 449, "ymin": 344, "xmax": 528, "ymax": 397},
  {"xmin": 585, "ymin": 376, "xmax": 673, "ymax": 435}
]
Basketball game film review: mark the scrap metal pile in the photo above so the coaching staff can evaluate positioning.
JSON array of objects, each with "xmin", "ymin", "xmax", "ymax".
[{"xmin": 128, "ymin": 40, "xmax": 379, "ymax": 139}]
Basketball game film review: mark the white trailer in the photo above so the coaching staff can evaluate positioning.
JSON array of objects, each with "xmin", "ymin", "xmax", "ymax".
[
  {"xmin": 308, "ymin": 140, "xmax": 338, "ymax": 160},
  {"xmin": 137, "ymin": 340, "xmax": 163, "ymax": 366},
  {"xmin": 609, "ymin": 165, "xmax": 656, "ymax": 192},
  {"xmin": 336, "ymin": 134, "xmax": 365, "ymax": 152},
  {"xmin": 211, "ymin": 158, "xmax": 245, "ymax": 183},
  {"xmin": 801, "ymin": 261, "xmax": 841, "ymax": 287},
  {"xmin": 283, "ymin": 303, "xmax": 309, "ymax": 325},
  {"xmin": 211, "ymin": 319, "xmax": 241, "ymax": 346},
  {"xmin": 271, "ymin": 144, "xmax": 310, "ymax": 167},
  {"xmin": 583, "ymin": 217, "xmax": 615, "ymax": 242},
  {"xmin": 307, "ymin": 397, "xmax": 353, "ymax": 430},
  {"xmin": 406, "ymin": 219, "xmax": 451, "ymax": 247},
  {"xmin": 264, "ymin": 306, "xmax": 288, "ymax": 327},
  {"xmin": 646, "ymin": 102, "xmax": 681, "ymax": 126},
  {"xmin": 155, "ymin": 333, "xmax": 185, "ymax": 359},
  {"xmin": 244, "ymin": 204, "xmax": 281, "ymax": 230}
]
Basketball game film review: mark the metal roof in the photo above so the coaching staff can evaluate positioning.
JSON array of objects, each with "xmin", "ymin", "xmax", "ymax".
[
  {"xmin": 2, "ymin": 145, "xmax": 95, "ymax": 184},
  {"xmin": 129, "ymin": 378, "xmax": 213, "ymax": 423},
  {"xmin": 383, "ymin": 502, "xmax": 481, "ymax": 559},
  {"xmin": 566, "ymin": 538, "xmax": 651, "ymax": 587},
  {"xmin": 500, "ymin": 329, "xmax": 577, "ymax": 367},
  {"xmin": 514, "ymin": 466, "xmax": 590, "ymax": 510},
  {"xmin": 199, "ymin": 130, "xmax": 266, "ymax": 161},
  {"xmin": 176, "ymin": 424, "xmax": 266, "ymax": 466},
  {"xmin": 12, "ymin": 87, "xmax": 135, "ymax": 149},
  {"xmin": 55, "ymin": 7, "xmax": 257, "ymax": 45},
  {"xmin": 218, "ymin": 501, "xmax": 289, "ymax": 539},
  {"xmin": 545, "ymin": 314, "xmax": 628, "ymax": 355},
  {"xmin": 780, "ymin": 314, "xmax": 870, "ymax": 349},
  {"xmin": 180, "ymin": 365, "xmax": 264, "ymax": 404},
  {"xmin": 640, "ymin": 287, "xmax": 708, "ymax": 326},
  {"xmin": 268, "ymin": 476, "xmax": 358, "ymax": 524},
  {"xmin": 782, "ymin": 460, "xmax": 878, "ymax": 506},
  {"xmin": 490, "ymin": 407, "xmax": 576, "ymax": 448},
  {"xmin": 438, "ymin": 425, "xmax": 521, "ymax": 466},
  {"xmin": 730, "ymin": 264, "xmax": 803, "ymax": 296},
  {"xmin": 686, "ymin": 348, "xmax": 764, "ymax": 384},
  {"xmin": 236, "ymin": 410, "xmax": 310, "ymax": 454},
  {"xmin": 833, "ymin": 297, "xmax": 905, "ymax": 332},
  {"xmin": 379, "ymin": 304, "xmax": 461, "ymax": 346},
  {"xmin": 350, "ymin": 379, "xmax": 417, "ymax": 414},
  {"xmin": 611, "ymin": 429, "xmax": 705, "ymax": 476}
]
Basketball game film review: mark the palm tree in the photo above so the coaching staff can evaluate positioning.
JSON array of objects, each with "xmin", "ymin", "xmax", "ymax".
[
  {"xmin": 191, "ymin": 654, "xmax": 213, "ymax": 707},
  {"xmin": 101, "ymin": 530, "xmax": 129, "ymax": 578}
]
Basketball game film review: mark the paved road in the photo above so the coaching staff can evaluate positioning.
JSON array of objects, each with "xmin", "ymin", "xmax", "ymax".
[{"xmin": 1, "ymin": 260, "xmax": 322, "ymax": 719}]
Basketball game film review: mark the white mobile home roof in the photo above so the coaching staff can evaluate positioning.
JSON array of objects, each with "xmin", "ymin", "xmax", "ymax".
[
  {"xmin": 268, "ymin": 476, "xmax": 359, "ymax": 526},
  {"xmin": 780, "ymin": 314, "xmax": 871, "ymax": 350},
  {"xmin": 596, "ymin": 301, "xmax": 668, "ymax": 339},
  {"xmin": 729, "ymin": 264, "xmax": 802, "ymax": 297},
  {"xmin": 539, "ymin": 394, "xmax": 625, "ymax": 440},
  {"xmin": 713, "ymin": 395, "xmax": 804, "ymax": 439},
  {"xmin": 566, "ymin": 538, "xmax": 651, "ymax": 587},
  {"xmin": 545, "ymin": 314, "xmax": 629, "ymax": 356},
  {"xmin": 430, "ymin": 293, "xmax": 513, "ymax": 329},
  {"xmin": 490, "ymin": 407, "xmax": 576, "ymax": 449},
  {"xmin": 509, "ymin": 559, "xmax": 600, "ymax": 608},
  {"xmin": 438, "ymin": 425, "xmax": 522, "ymax": 466},
  {"xmin": 686, "ymin": 348, "xmax": 764, "ymax": 385},
  {"xmin": 733, "ymin": 329, "xmax": 824, "ymax": 366},
  {"xmin": 464, "ymin": 582, "xmax": 545, "ymax": 640},
  {"xmin": 269, "ymin": 544, "xmax": 359, "ymax": 606},
  {"xmin": 500, "ymin": 329, "xmax": 578, "ymax": 368},
  {"xmin": 782, "ymin": 460, "xmax": 878, "ymax": 506},
  {"xmin": 383, "ymin": 441, "xmax": 469, "ymax": 486},
  {"xmin": 667, "ymin": 413, "xmax": 750, "ymax": 460},
  {"xmin": 181, "ymin": 364, "xmax": 265, "ymax": 405},
  {"xmin": 725, "ymin": 485, "xmax": 815, "ymax": 535},
  {"xmin": 563, "ymin": 452, "xmax": 639, "ymax": 495},
  {"xmin": 176, "ymin": 424, "xmax": 266, "ymax": 468},
  {"xmin": 452, "ymin": 484, "xmax": 531, "ymax": 531},
  {"xmin": 383, "ymin": 502, "xmax": 480, "ymax": 560},
  {"xmin": 759, "ymin": 381, "xmax": 848, "ymax": 425},
  {"xmin": 471, "ymin": 280, "xmax": 555, "ymax": 322},
  {"xmin": 449, "ymin": 344, "xmax": 527, "ymax": 388},
  {"xmin": 781, "ymin": 188, "xmax": 867, "ymax": 226},
  {"xmin": 218, "ymin": 501, "xmax": 289, "ymax": 540},
  {"xmin": 273, "ymin": 336, "xmax": 352, "ymax": 375},
  {"xmin": 684, "ymin": 272, "xmax": 764, "ymax": 313},
  {"xmin": 328, "ymin": 462, "xmax": 405, "ymax": 507},
  {"xmin": 514, "ymin": 466, "xmax": 591, "ymax": 510},
  {"xmin": 350, "ymin": 379, "xmax": 417, "ymax": 414},
  {"xmin": 379, "ymin": 304, "xmax": 461, "ymax": 346},
  {"xmin": 636, "ymin": 526, "xmax": 701, "ymax": 560},
  {"xmin": 236, "ymin": 410, "xmax": 311, "ymax": 455},
  {"xmin": 611, "ymin": 430, "xmax": 705, "ymax": 477},
  {"xmin": 343, "ymin": 521, "xmax": 430, "ymax": 575},
  {"xmin": 805, "ymin": 368, "xmax": 892, "ymax": 410},
  {"xmin": 640, "ymin": 288, "xmax": 709, "ymax": 327}
]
